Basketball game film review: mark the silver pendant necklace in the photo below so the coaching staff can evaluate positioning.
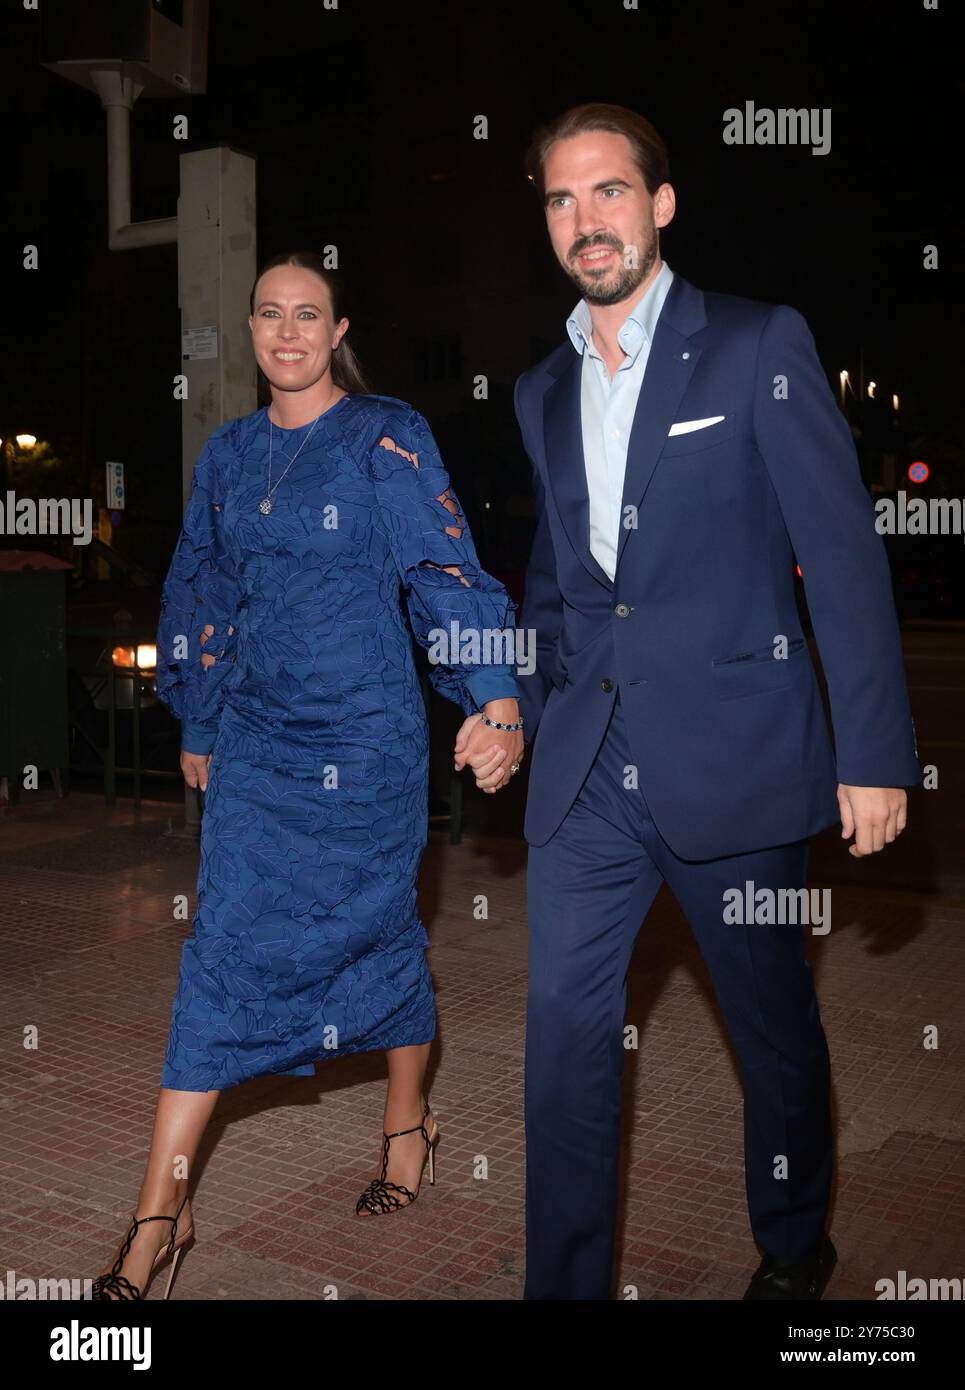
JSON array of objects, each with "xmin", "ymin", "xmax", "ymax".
[{"xmin": 258, "ymin": 407, "xmax": 325, "ymax": 515}]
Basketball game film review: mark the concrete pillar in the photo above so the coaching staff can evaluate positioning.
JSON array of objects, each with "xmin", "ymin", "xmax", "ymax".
[{"xmin": 176, "ymin": 144, "xmax": 256, "ymax": 831}]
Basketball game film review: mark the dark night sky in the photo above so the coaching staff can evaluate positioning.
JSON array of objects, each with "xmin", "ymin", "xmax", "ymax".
[{"xmin": 2, "ymin": 0, "xmax": 962, "ymax": 569}]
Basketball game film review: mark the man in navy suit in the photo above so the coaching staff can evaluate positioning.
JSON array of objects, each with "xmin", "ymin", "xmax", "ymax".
[{"xmin": 513, "ymin": 103, "xmax": 919, "ymax": 1301}]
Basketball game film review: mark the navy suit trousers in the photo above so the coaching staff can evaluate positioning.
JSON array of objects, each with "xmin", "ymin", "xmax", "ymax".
[{"xmin": 524, "ymin": 695, "xmax": 833, "ymax": 1299}]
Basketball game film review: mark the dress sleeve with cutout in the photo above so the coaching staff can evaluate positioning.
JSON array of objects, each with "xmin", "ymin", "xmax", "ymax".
[
  {"xmin": 157, "ymin": 423, "xmax": 243, "ymax": 755},
  {"xmin": 369, "ymin": 405, "xmax": 521, "ymax": 716}
]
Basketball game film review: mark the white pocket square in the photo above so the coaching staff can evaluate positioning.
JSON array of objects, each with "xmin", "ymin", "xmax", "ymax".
[{"xmin": 668, "ymin": 415, "xmax": 726, "ymax": 436}]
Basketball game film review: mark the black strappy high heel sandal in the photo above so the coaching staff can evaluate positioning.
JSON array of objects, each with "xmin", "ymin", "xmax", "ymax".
[
  {"xmin": 91, "ymin": 1194, "xmax": 194, "ymax": 1300},
  {"xmin": 355, "ymin": 1098, "xmax": 439, "ymax": 1216}
]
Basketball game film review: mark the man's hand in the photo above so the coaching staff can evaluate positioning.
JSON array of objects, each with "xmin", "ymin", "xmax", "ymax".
[
  {"xmin": 454, "ymin": 700, "xmax": 524, "ymax": 793},
  {"xmin": 181, "ymin": 750, "xmax": 212, "ymax": 792},
  {"xmin": 837, "ymin": 784, "xmax": 907, "ymax": 857}
]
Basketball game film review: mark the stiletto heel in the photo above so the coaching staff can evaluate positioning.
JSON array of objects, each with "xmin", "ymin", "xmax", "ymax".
[
  {"xmin": 91, "ymin": 1194, "xmax": 195, "ymax": 1300},
  {"xmin": 355, "ymin": 1097, "xmax": 439, "ymax": 1215},
  {"xmin": 162, "ymin": 1237, "xmax": 191, "ymax": 1300}
]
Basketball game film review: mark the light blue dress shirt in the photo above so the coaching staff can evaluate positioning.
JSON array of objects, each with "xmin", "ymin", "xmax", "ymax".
[{"xmin": 565, "ymin": 260, "xmax": 674, "ymax": 581}]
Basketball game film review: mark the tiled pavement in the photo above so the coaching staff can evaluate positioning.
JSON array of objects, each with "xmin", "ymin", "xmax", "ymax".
[{"xmin": 1, "ymin": 793, "xmax": 963, "ymax": 1300}]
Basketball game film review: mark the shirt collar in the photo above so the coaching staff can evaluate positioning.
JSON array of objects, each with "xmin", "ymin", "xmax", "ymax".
[{"xmin": 566, "ymin": 260, "xmax": 674, "ymax": 363}]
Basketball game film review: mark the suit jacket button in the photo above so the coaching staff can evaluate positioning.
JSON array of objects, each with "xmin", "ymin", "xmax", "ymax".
[
  {"xmin": 601, "ymin": 678, "xmax": 614, "ymax": 693},
  {"xmin": 614, "ymin": 603, "xmax": 631, "ymax": 618}
]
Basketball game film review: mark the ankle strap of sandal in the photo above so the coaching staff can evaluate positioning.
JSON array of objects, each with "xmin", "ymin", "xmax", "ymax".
[
  {"xmin": 122, "ymin": 1193, "xmax": 190, "ymax": 1260},
  {"xmin": 382, "ymin": 1099, "xmax": 431, "ymax": 1141}
]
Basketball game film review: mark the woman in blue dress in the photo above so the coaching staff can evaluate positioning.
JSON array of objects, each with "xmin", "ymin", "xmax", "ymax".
[{"xmin": 91, "ymin": 252, "xmax": 524, "ymax": 1299}]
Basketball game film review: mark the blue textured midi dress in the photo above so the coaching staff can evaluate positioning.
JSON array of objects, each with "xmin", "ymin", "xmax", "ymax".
[{"xmin": 156, "ymin": 393, "xmax": 519, "ymax": 1091}]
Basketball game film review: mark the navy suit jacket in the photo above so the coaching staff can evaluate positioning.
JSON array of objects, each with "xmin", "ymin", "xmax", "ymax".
[{"xmin": 513, "ymin": 270, "xmax": 920, "ymax": 859}]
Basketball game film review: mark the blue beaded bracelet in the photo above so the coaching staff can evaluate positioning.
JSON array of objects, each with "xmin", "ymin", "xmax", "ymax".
[{"xmin": 478, "ymin": 711, "xmax": 524, "ymax": 732}]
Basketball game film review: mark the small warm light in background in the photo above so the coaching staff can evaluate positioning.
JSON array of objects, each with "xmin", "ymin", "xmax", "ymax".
[
  {"xmin": 112, "ymin": 645, "xmax": 158, "ymax": 671},
  {"xmin": 16, "ymin": 434, "xmax": 37, "ymax": 448},
  {"xmin": 893, "ymin": 394, "xmax": 900, "ymax": 412},
  {"xmin": 867, "ymin": 381, "xmax": 876, "ymax": 399}
]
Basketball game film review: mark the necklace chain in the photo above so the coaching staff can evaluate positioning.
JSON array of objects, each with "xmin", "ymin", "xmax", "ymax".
[{"xmin": 258, "ymin": 402, "xmax": 336, "ymax": 515}]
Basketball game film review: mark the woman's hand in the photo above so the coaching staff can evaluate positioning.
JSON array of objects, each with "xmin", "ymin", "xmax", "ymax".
[
  {"xmin": 180, "ymin": 750, "xmax": 212, "ymax": 792},
  {"xmin": 454, "ymin": 700, "xmax": 524, "ymax": 794}
]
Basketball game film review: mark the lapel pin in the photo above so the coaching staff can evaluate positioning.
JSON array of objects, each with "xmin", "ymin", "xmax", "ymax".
[{"xmin": 682, "ymin": 351, "xmax": 691, "ymax": 360}]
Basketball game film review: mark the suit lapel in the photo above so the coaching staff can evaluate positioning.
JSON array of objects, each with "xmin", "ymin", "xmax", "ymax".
[
  {"xmin": 615, "ymin": 344, "xmax": 702, "ymax": 571},
  {"xmin": 541, "ymin": 272, "xmax": 709, "ymax": 583},
  {"xmin": 543, "ymin": 351, "xmax": 614, "ymax": 589}
]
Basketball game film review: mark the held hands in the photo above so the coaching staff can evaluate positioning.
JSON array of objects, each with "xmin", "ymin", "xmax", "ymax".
[
  {"xmin": 837, "ymin": 784, "xmax": 907, "ymax": 857},
  {"xmin": 454, "ymin": 699, "xmax": 525, "ymax": 793}
]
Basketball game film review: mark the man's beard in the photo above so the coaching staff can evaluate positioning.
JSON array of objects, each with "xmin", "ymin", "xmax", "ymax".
[{"xmin": 564, "ymin": 225, "xmax": 658, "ymax": 306}]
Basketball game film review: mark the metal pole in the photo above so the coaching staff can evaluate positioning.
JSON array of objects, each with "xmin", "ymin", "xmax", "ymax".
[
  {"xmin": 132, "ymin": 666, "xmax": 141, "ymax": 809},
  {"xmin": 105, "ymin": 670, "xmax": 116, "ymax": 807}
]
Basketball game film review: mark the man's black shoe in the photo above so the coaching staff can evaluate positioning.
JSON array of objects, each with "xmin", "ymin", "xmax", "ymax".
[{"xmin": 742, "ymin": 1234, "xmax": 837, "ymax": 1300}]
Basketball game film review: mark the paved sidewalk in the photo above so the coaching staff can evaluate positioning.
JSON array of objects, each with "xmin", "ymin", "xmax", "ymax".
[{"xmin": 1, "ymin": 794, "xmax": 963, "ymax": 1300}]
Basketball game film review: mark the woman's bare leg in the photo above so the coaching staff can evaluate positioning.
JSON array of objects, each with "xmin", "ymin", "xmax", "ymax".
[
  {"xmin": 357, "ymin": 1042, "xmax": 436, "ymax": 1214},
  {"xmin": 96, "ymin": 1087, "xmax": 219, "ymax": 1296}
]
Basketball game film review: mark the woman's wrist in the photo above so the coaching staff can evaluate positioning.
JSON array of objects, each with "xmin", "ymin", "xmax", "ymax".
[
  {"xmin": 479, "ymin": 698, "xmax": 523, "ymax": 733},
  {"xmin": 481, "ymin": 698, "xmax": 519, "ymax": 720},
  {"xmin": 181, "ymin": 720, "xmax": 218, "ymax": 756}
]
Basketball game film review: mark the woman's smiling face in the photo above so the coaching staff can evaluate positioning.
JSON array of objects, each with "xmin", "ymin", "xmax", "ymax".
[{"xmin": 248, "ymin": 265, "xmax": 348, "ymax": 393}]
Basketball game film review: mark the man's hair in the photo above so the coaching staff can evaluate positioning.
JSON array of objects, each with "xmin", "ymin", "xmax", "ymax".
[{"xmin": 524, "ymin": 103, "xmax": 670, "ymax": 203}]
